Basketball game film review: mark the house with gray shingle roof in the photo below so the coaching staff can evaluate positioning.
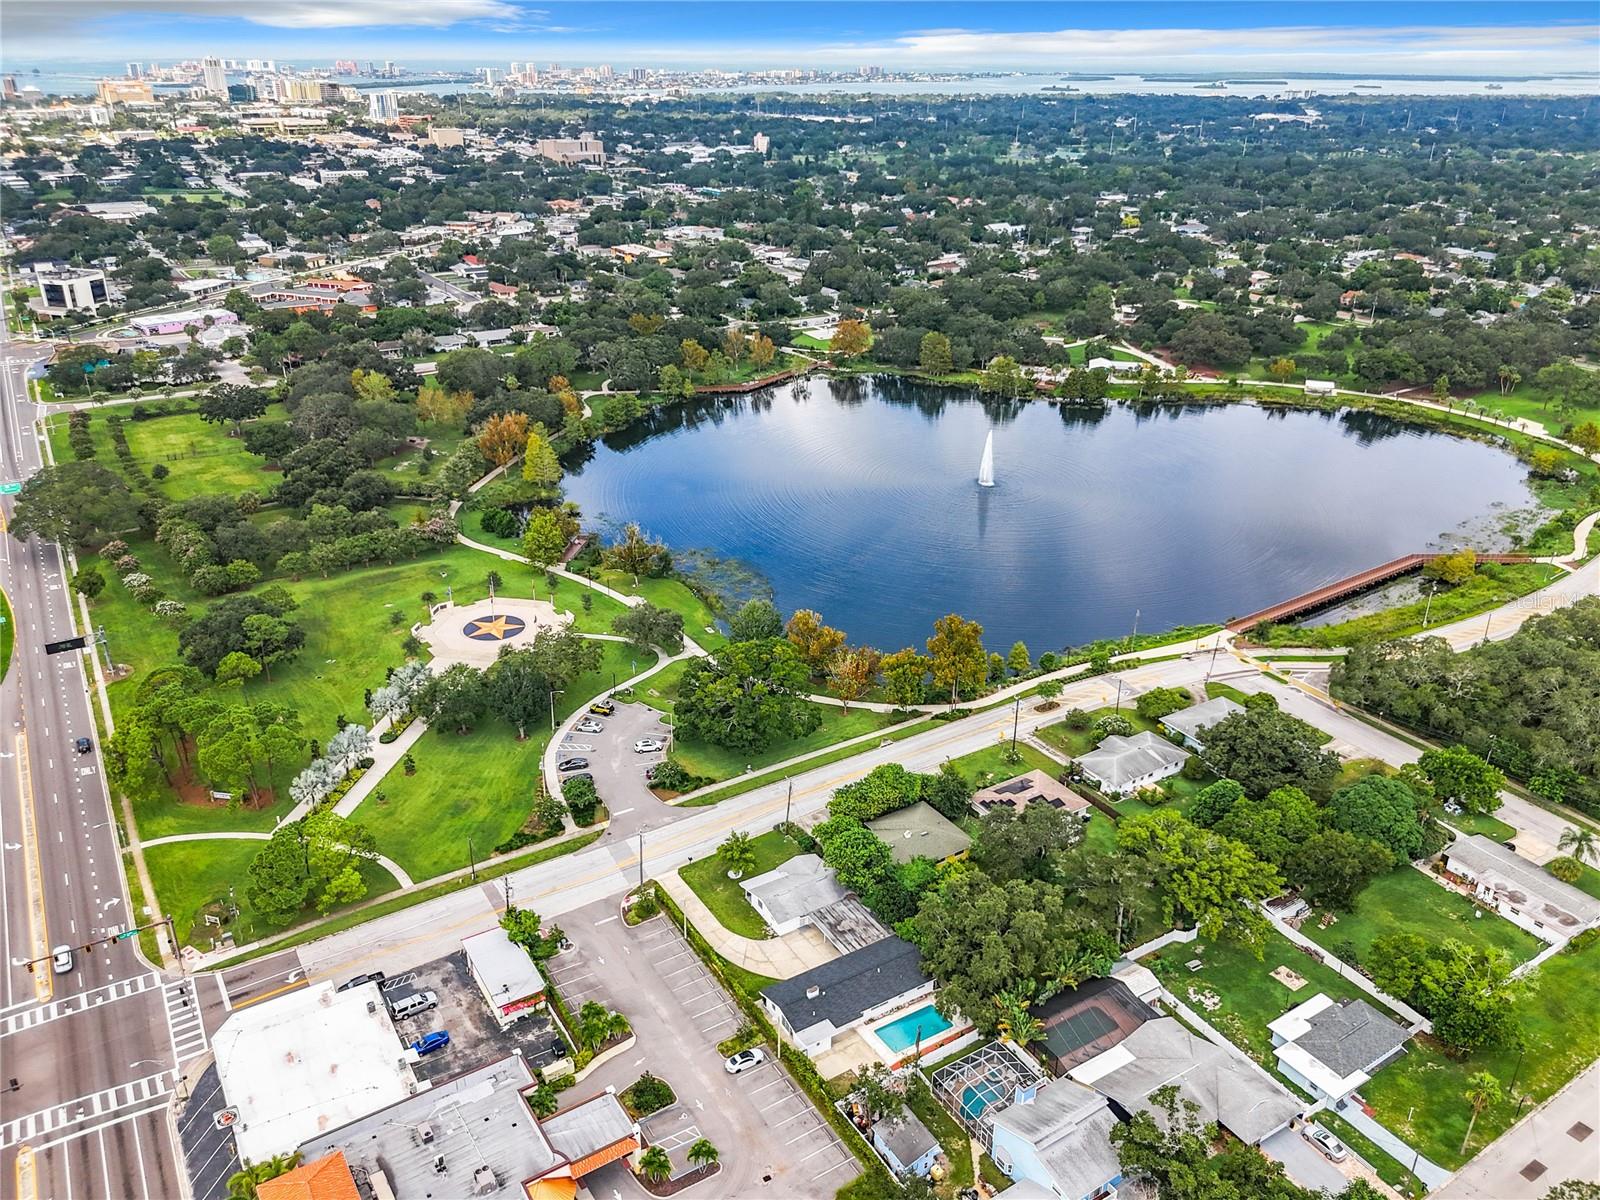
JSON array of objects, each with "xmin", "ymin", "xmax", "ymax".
[{"xmin": 1268, "ymin": 994, "xmax": 1411, "ymax": 1102}]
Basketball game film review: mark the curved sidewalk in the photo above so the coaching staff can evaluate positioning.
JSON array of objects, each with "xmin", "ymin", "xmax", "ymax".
[
  {"xmin": 657, "ymin": 870, "xmax": 836, "ymax": 980},
  {"xmin": 139, "ymin": 830, "xmax": 416, "ymax": 888}
]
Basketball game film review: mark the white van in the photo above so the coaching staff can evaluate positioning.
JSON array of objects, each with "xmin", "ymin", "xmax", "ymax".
[{"xmin": 388, "ymin": 990, "xmax": 439, "ymax": 1020}]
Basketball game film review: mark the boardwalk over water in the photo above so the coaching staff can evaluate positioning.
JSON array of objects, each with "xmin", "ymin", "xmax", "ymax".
[{"xmin": 1227, "ymin": 553, "xmax": 1532, "ymax": 633}]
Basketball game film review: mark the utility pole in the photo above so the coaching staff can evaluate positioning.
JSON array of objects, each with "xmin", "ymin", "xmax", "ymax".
[
  {"xmin": 1113, "ymin": 676, "xmax": 1124, "ymax": 712},
  {"xmin": 1010, "ymin": 696, "xmax": 1021, "ymax": 756},
  {"xmin": 783, "ymin": 778, "xmax": 793, "ymax": 827},
  {"xmin": 637, "ymin": 830, "xmax": 645, "ymax": 890},
  {"xmin": 468, "ymin": 836, "xmax": 477, "ymax": 882}
]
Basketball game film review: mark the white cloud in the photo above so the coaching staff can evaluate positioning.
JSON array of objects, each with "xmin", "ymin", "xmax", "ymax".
[{"xmin": 3, "ymin": 0, "xmax": 531, "ymax": 43}]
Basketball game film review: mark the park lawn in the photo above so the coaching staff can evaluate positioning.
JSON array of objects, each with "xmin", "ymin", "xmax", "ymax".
[
  {"xmin": 671, "ymin": 704, "xmax": 902, "ymax": 784},
  {"xmin": 381, "ymin": 423, "xmax": 467, "ymax": 484},
  {"xmin": 683, "ymin": 716, "xmax": 936, "ymax": 808},
  {"xmin": 1035, "ymin": 705, "xmax": 1163, "ymax": 757},
  {"xmin": 1301, "ymin": 867, "xmax": 1543, "ymax": 970},
  {"xmin": 791, "ymin": 333, "xmax": 831, "ymax": 352},
  {"xmin": 356, "ymin": 640, "xmax": 636, "ymax": 883},
  {"xmin": 1146, "ymin": 928, "xmax": 1398, "ymax": 1079},
  {"xmin": 1365, "ymin": 936, "xmax": 1600, "ymax": 1170},
  {"xmin": 1465, "ymin": 385, "xmax": 1598, "ymax": 437},
  {"xmin": 122, "ymin": 407, "xmax": 286, "ymax": 499},
  {"xmin": 353, "ymin": 639, "xmax": 637, "ymax": 880},
  {"xmin": 679, "ymin": 829, "xmax": 804, "ymax": 939},
  {"xmin": 596, "ymin": 570, "xmax": 726, "ymax": 649},
  {"xmin": 946, "ymin": 741, "xmax": 1060, "ymax": 786},
  {"xmin": 145, "ymin": 837, "xmax": 400, "ymax": 949},
  {"xmin": 459, "ymin": 506, "xmax": 526, "ymax": 554}
]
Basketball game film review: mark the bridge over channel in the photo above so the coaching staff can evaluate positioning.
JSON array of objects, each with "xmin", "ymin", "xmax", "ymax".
[{"xmin": 1226, "ymin": 553, "xmax": 1532, "ymax": 634}]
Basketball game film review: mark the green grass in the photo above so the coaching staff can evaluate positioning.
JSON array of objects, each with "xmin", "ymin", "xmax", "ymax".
[
  {"xmin": 791, "ymin": 333, "xmax": 831, "ymax": 352},
  {"xmin": 683, "ymin": 717, "xmax": 937, "ymax": 807},
  {"xmin": 353, "ymin": 639, "xmax": 637, "ymax": 880},
  {"xmin": 945, "ymin": 741, "xmax": 1059, "ymax": 785},
  {"xmin": 1445, "ymin": 811, "xmax": 1518, "ymax": 841},
  {"xmin": 122, "ymin": 409, "xmax": 285, "ymax": 499},
  {"xmin": 1034, "ymin": 705, "xmax": 1163, "ymax": 757},
  {"xmin": 595, "ymin": 570, "xmax": 726, "ymax": 649},
  {"xmin": 1146, "ymin": 928, "xmax": 1399, "ymax": 1078},
  {"xmin": 1300, "ymin": 867, "xmax": 1543, "ymax": 971},
  {"xmin": 674, "ymin": 706, "xmax": 903, "ymax": 784},
  {"xmin": 145, "ymin": 837, "xmax": 400, "ymax": 949},
  {"xmin": 1365, "ymin": 936, "xmax": 1600, "ymax": 1170},
  {"xmin": 906, "ymin": 1080, "xmax": 975, "ymax": 1189},
  {"xmin": 0, "ymin": 585, "xmax": 12, "ymax": 683},
  {"xmin": 1568, "ymin": 865, "xmax": 1600, "ymax": 901},
  {"xmin": 679, "ymin": 829, "xmax": 804, "ymax": 938},
  {"xmin": 1316, "ymin": 1111, "xmax": 1425, "ymax": 1198},
  {"xmin": 1204, "ymin": 681, "xmax": 1254, "ymax": 706},
  {"xmin": 1463, "ymin": 385, "xmax": 1600, "ymax": 438}
]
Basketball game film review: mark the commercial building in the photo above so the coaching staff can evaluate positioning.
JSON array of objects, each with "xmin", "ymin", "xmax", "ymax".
[
  {"xmin": 211, "ymin": 981, "xmax": 419, "ymax": 1164},
  {"xmin": 368, "ymin": 89, "xmax": 400, "ymax": 123},
  {"xmin": 129, "ymin": 307, "xmax": 239, "ymax": 336},
  {"xmin": 1269, "ymin": 994, "xmax": 1411, "ymax": 1103},
  {"xmin": 296, "ymin": 1056, "xmax": 641, "ymax": 1200},
  {"xmin": 535, "ymin": 136, "xmax": 606, "ymax": 165},
  {"xmin": 30, "ymin": 266, "xmax": 110, "ymax": 316},
  {"xmin": 201, "ymin": 57, "xmax": 228, "ymax": 97},
  {"xmin": 96, "ymin": 79, "xmax": 154, "ymax": 106},
  {"xmin": 462, "ymin": 926, "xmax": 548, "ymax": 1028},
  {"xmin": 429, "ymin": 126, "xmax": 466, "ymax": 148}
]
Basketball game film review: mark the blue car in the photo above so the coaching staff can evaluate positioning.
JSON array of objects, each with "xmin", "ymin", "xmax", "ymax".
[{"xmin": 412, "ymin": 1031, "xmax": 451, "ymax": 1056}]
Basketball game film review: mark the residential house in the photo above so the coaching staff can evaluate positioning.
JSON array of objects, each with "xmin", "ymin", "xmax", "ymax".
[
  {"xmin": 1070, "ymin": 1017, "xmax": 1298, "ymax": 1146},
  {"xmin": 1159, "ymin": 697, "xmax": 1245, "ymax": 750},
  {"xmin": 1442, "ymin": 835, "xmax": 1600, "ymax": 943},
  {"xmin": 740, "ymin": 854, "xmax": 848, "ymax": 936},
  {"xmin": 988, "ymin": 1079, "xmax": 1123, "ymax": 1200},
  {"xmin": 1268, "ymin": 994, "xmax": 1410, "ymax": 1103},
  {"xmin": 871, "ymin": 1110, "xmax": 941, "ymax": 1178},
  {"xmin": 971, "ymin": 770, "xmax": 1090, "ymax": 820},
  {"xmin": 864, "ymin": 801, "xmax": 971, "ymax": 865},
  {"xmin": 1076, "ymin": 731, "xmax": 1188, "ymax": 794},
  {"xmin": 761, "ymin": 936, "xmax": 932, "ymax": 1057},
  {"xmin": 1032, "ymin": 975, "xmax": 1159, "ymax": 1077}
]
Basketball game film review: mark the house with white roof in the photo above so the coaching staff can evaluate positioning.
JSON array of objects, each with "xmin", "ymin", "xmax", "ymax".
[
  {"xmin": 740, "ymin": 853, "xmax": 847, "ymax": 936},
  {"xmin": 988, "ymin": 1079, "xmax": 1123, "ymax": 1200},
  {"xmin": 1159, "ymin": 696, "xmax": 1245, "ymax": 750},
  {"xmin": 1268, "ymin": 994, "xmax": 1410, "ymax": 1103},
  {"xmin": 1442, "ymin": 835, "xmax": 1600, "ymax": 943},
  {"xmin": 1077, "ymin": 731, "xmax": 1189, "ymax": 794}
]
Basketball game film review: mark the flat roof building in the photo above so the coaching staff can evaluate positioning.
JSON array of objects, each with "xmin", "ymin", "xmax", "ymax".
[
  {"xmin": 740, "ymin": 854, "xmax": 847, "ymax": 936},
  {"xmin": 1443, "ymin": 835, "xmax": 1600, "ymax": 943},
  {"xmin": 463, "ymin": 926, "xmax": 548, "ymax": 1028}
]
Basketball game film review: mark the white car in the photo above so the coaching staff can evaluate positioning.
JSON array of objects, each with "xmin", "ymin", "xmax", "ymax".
[
  {"xmin": 1304, "ymin": 1123, "xmax": 1348, "ymax": 1163},
  {"xmin": 633, "ymin": 738, "xmax": 666, "ymax": 754},
  {"xmin": 51, "ymin": 945, "xmax": 74, "ymax": 975},
  {"xmin": 724, "ymin": 1048, "xmax": 767, "ymax": 1075},
  {"xmin": 575, "ymin": 719, "xmax": 604, "ymax": 734}
]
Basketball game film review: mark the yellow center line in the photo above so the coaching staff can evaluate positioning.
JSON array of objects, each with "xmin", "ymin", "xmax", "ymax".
[{"xmin": 17, "ymin": 733, "xmax": 53, "ymax": 1004}]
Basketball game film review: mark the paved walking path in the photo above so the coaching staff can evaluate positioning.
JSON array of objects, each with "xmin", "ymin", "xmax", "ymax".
[
  {"xmin": 657, "ymin": 870, "xmax": 835, "ymax": 979},
  {"xmin": 139, "ymin": 831, "xmax": 416, "ymax": 888},
  {"xmin": 1338, "ymin": 1105, "xmax": 1454, "ymax": 1190}
]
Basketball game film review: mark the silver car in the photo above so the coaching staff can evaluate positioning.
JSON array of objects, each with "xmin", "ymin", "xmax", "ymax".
[{"xmin": 1304, "ymin": 1123, "xmax": 1349, "ymax": 1163}]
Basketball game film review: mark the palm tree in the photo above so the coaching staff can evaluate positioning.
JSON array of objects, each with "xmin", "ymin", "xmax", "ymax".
[
  {"xmin": 528, "ymin": 1083, "xmax": 558, "ymax": 1118},
  {"xmin": 1558, "ymin": 825, "xmax": 1598, "ymax": 867},
  {"xmin": 687, "ymin": 1138, "xmax": 720, "ymax": 1174},
  {"xmin": 577, "ymin": 1000, "xmax": 631, "ymax": 1054},
  {"xmin": 1461, "ymin": 1071, "xmax": 1503, "ymax": 1155},
  {"xmin": 994, "ymin": 990, "xmax": 1043, "ymax": 1049},
  {"xmin": 638, "ymin": 1145, "xmax": 673, "ymax": 1183},
  {"xmin": 718, "ymin": 831, "xmax": 756, "ymax": 879},
  {"xmin": 227, "ymin": 1153, "xmax": 302, "ymax": 1200}
]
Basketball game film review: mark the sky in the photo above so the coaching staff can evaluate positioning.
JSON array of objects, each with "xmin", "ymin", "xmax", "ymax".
[{"xmin": 2, "ymin": 1, "xmax": 1597, "ymax": 76}]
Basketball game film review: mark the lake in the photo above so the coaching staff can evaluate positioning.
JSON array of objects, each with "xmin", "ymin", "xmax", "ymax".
[{"xmin": 562, "ymin": 378, "xmax": 1539, "ymax": 653}]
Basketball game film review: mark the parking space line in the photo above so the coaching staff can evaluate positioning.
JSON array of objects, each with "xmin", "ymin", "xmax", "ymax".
[
  {"xmin": 760, "ymin": 1096, "xmax": 800, "ymax": 1113},
  {"xmin": 661, "ymin": 963, "xmax": 699, "ymax": 978},
  {"xmin": 785, "ymin": 1127, "xmax": 822, "ymax": 1146},
  {"xmin": 685, "ymin": 1002, "xmax": 727, "ymax": 1019},
  {"xmin": 649, "ymin": 950, "xmax": 694, "ymax": 966},
  {"xmin": 814, "ymin": 1157, "xmax": 855, "ymax": 1178},
  {"xmin": 748, "ymin": 1075, "xmax": 787, "ymax": 1094},
  {"xmin": 799, "ymin": 1143, "xmax": 841, "ymax": 1163},
  {"xmin": 773, "ymin": 1108, "xmax": 815, "ymax": 1128}
]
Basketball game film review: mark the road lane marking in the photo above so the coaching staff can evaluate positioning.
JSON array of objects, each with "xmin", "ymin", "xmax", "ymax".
[{"xmin": 15, "ymin": 734, "xmax": 51, "ymax": 1003}]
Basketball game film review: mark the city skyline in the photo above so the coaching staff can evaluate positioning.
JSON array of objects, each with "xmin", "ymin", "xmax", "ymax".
[{"xmin": 3, "ymin": 1, "xmax": 1598, "ymax": 75}]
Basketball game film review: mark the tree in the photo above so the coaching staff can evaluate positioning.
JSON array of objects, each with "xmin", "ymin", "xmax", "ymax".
[
  {"xmin": 227, "ymin": 1153, "xmax": 303, "ymax": 1200},
  {"xmin": 674, "ymin": 638, "xmax": 821, "ymax": 753},
  {"xmin": 880, "ymin": 647, "xmax": 929, "ymax": 706},
  {"xmin": 729, "ymin": 598, "xmax": 784, "ymax": 642},
  {"xmin": 749, "ymin": 334, "xmax": 776, "ymax": 369},
  {"xmin": 500, "ymin": 905, "xmax": 565, "ymax": 959},
  {"xmin": 1461, "ymin": 1072, "xmax": 1503, "ymax": 1156},
  {"xmin": 1070, "ymin": 848, "xmax": 1160, "ymax": 949},
  {"xmin": 1557, "ymin": 825, "xmax": 1599, "ymax": 867},
  {"xmin": 476, "ymin": 411, "xmax": 530, "ymax": 467},
  {"xmin": 926, "ymin": 613, "xmax": 987, "ymax": 702},
  {"xmin": 9, "ymin": 461, "xmax": 139, "ymax": 546},
  {"xmin": 1111, "ymin": 1087, "xmax": 1316, "ymax": 1200},
  {"xmin": 1424, "ymin": 548, "xmax": 1478, "ymax": 586},
  {"xmin": 72, "ymin": 565, "xmax": 105, "ymax": 598},
  {"xmin": 215, "ymin": 651, "xmax": 263, "ymax": 687},
  {"xmin": 1288, "ymin": 830, "xmax": 1392, "ymax": 910},
  {"xmin": 198, "ymin": 384, "xmax": 268, "ymax": 436},
  {"xmin": 521, "ymin": 424, "xmax": 563, "ymax": 487},
  {"xmin": 602, "ymin": 523, "xmax": 668, "ymax": 583},
  {"xmin": 1117, "ymin": 810, "xmax": 1281, "ymax": 953},
  {"xmin": 974, "ymin": 801, "xmax": 1084, "ymax": 883},
  {"xmin": 1006, "ymin": 641, "xmax": 1032, "ymax": 676},
  {"xmin": 921, "ymin": 761, "xmax": 974, "ymax": 821},
  {"xmin": 680, "ymin": 338, "xmax": 710, "ymax": 372},
  {"xmin": 1328, "ymin": 774, "xmax": 1426, "ymax": 860},
  {"xmin": 1037, "ymin": 678, "xmax": 1063, "ymax": 707},
  {"xmin": 829, "ymin": 318, "xmax": 871, "ymax": 359},
  {"xmin": 827, "ymin": 646, "xmax": 882, "ymax": 710},
  {"xmin": 1418, "ymin": 745, "xmax": 1505, "ymax": 815},
  {"xmin": 521, "ymin": 508, "xmax": 570, "ymax": 567},
  {"xmin": 1134, "ymin": 686, "xmax": 1191, "ymax": 721},
  {"xmin": 686, "ymin": 1138, "xmax": 719, "ymax": 1175},
  {"xmin": 637, "ymin": 1146, "xmax": 672, "ymax": 1184},
  {"xmin": 785, "ymin": 609, "xmax": 846, "ymax": 676},
  {"xmin": 1188, "ymin": 778, "xmax": 1245, "ymax": 828},
  {"xmin": 1371, "ymin": 935, "xmax": 1527, "ymax": 1052},
  {"xmin": 1093, "ymin": 713, "xmax": 1134, "ymax": 741},
  {"xmin": 852, "ymin": 1061, "xmax": 905, "ymax": 1122},
  {"xmin": 416, "ymin": 663, "xmax": 490, "ymax": 733},
  {"xmin": 612, "ymin": 602, "xmax": 685, "ymax": 654},
  {"xmin": 979, "ymin": 355, "xmax": 1029, "ymax": 398},
  {"xmin": 246, "ymin": 812, "xmax": 376, "ymax": 923},
  {"xmin": 577, "ymin": 999, "xmax": 630, "ymax": 1053},
  {"xmin": 1268, "ymin": 356, "xmax": 1297, "ymax": 382},
  {"xmin": 1433, "ymin": 374, "xmax": 1453, "ymax": 404},
  {"xmin": 527, "ymin": 1084, "xmax": 559, "ymax": 1118},
  {"xmin": 919, "ymin": 331, "xmax": 953, "ymax": 376},
  {"xmin": 718, "ymin": 831, "xmax": 756, "ymax": 877},
  {"xmin": 1199, "ymin": 707, "xmax": 1342, "ymax": 800}
]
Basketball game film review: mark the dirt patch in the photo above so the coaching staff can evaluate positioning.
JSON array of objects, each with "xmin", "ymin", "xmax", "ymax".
[
  {"xmin": 1271, "ymin": 965, "xmax": 1309, "ymax": 991},
  {"xmin": 170, "ymin": 757, "xmax": 277, "ymax": 810}
]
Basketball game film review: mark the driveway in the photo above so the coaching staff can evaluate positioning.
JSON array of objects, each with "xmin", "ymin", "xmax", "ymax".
[
  {"xmin": 553, "ymin": 897, "xmax": 859, "ymax": 1196},
  {"xmin": 1262, "ymin": 1127, "xmax": 1351, "ymax": 1195},
  {"xmin": 557, "ymin": 700, "xmax": 676, "ymax": 840}
]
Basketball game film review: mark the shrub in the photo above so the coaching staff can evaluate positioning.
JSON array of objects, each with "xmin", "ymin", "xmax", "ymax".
[
  {"xmin": 1093, "ymin": 713, "xmax": 1135, "ymax": 740},
  {"xmin": 151, "ymin": 463, "xmax": 170, "ymax": 480},
  {"xmin": 564, "ymin": 775, "xmax": 601, "ymax": 824},
  {"xmin": 647, "ymin": 758, "xmax": 713, "ymax": 793},
  {"xmin": 621, "ymin": 1071, "xmax": 675, "ymax": 1117},
  {"xmin": 1065, "ymin": 707, "xmax": 1092, "ymax": 730},
  {"xmin": 1547, "ymin": 855, "xmax": 1584, "ymax": 883}
]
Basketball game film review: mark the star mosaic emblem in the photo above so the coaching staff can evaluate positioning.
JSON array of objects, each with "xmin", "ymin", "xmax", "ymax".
[{"xmin": 463, "ymin": 614, "xmax": 526, "ymax": 641}]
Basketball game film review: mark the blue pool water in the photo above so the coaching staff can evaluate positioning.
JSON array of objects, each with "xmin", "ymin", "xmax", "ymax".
[
  {"xmin": 875, "ymin": 1003, "xmax": 953, "ymax": 1053},
  {"xmin": 960, "ymin": 1086, "xmax": 992, "ymax": 1121}
]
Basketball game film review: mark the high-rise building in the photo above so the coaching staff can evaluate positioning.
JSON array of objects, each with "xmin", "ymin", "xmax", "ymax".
[
  {"xmin": 534, "ymin": 136, "xmax": 606, "ymax": 165},
  {"xmin": 126, "ymin": 62, "xmax": 142, "ymax": 78},
  {"xmin": 753, "ymin": 132, "xmax": 770, "ymax": 155},
  {"xmin": 598, "ymin": 64, "xmax": 613, "ymax": 78},
  {"xmin": 334, "ymin": 60, "xmax": 358, "ymax": 75},
  {"xmin": 201, "ymin": 56, "xmax": 228, "ymax": 96},
  {"xmin": 629, "ymin": 67, "xmax": 648, "ymax": 82},
  {"xmin": 382, "ymin": 61, "xmax": 396, "ymax": 77},
  {"xmin": 482, "ymin": 68, "xmax": 498, "ymax": 85},
  {"xmin": 368, "ymin": 90, "xmax": 400, "ymax": 123},
  {"xmin": 4, "ymin": 76, "xmax": 20, "ymax": 100}
]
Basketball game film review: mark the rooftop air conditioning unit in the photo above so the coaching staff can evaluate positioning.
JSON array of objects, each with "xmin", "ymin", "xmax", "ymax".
[
  {"xmin": 472, "ymin": 1166, "xmax": 498, "ymax": 1195},
  {"xmin": 433, "ymin": 1154, "xmax": 446, "ymax": 1174},
  {"xmin": 417, "ymin": 1121, "xmax": 435, "ymax": 1144}
]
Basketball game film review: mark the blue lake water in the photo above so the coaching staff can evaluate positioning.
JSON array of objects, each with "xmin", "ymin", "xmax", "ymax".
[{"xmin": 562, "ymin": 378, "xmax": 1538, "ymax": 653}]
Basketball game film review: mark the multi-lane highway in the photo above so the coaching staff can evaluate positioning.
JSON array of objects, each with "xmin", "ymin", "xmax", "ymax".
[{"xmin": 0, "ymin": 308, "xmax": 189, "ymax": 1200}]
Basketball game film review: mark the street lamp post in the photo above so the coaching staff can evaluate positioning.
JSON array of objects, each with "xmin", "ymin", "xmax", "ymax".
[{"xmin": 468, "ymin": 835, "xmax": 477, "ymax": 882}]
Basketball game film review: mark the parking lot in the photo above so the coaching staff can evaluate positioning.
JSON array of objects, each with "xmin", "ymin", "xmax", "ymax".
[
  {"xmin": 379, "ymin": 951, "xmax": 567, "ymax": 1086},
  {"xmin": 556, "ymin": 701, "xmax": 674, "ymax": 839},
  {"xmin": 557, "ymin": 898, "xmax": 860, "ymax": 1196}
]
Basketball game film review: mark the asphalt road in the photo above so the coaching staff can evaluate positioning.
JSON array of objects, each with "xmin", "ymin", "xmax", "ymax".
[{"xmin": 0, "ymin": 308, "xmax": 187, "ymax": 1200}]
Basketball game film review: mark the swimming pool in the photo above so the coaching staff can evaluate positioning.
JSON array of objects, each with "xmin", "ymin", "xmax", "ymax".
[{"xmin": 873, "ymin": 1002, "xmax": 953, "ymax": 1053}]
